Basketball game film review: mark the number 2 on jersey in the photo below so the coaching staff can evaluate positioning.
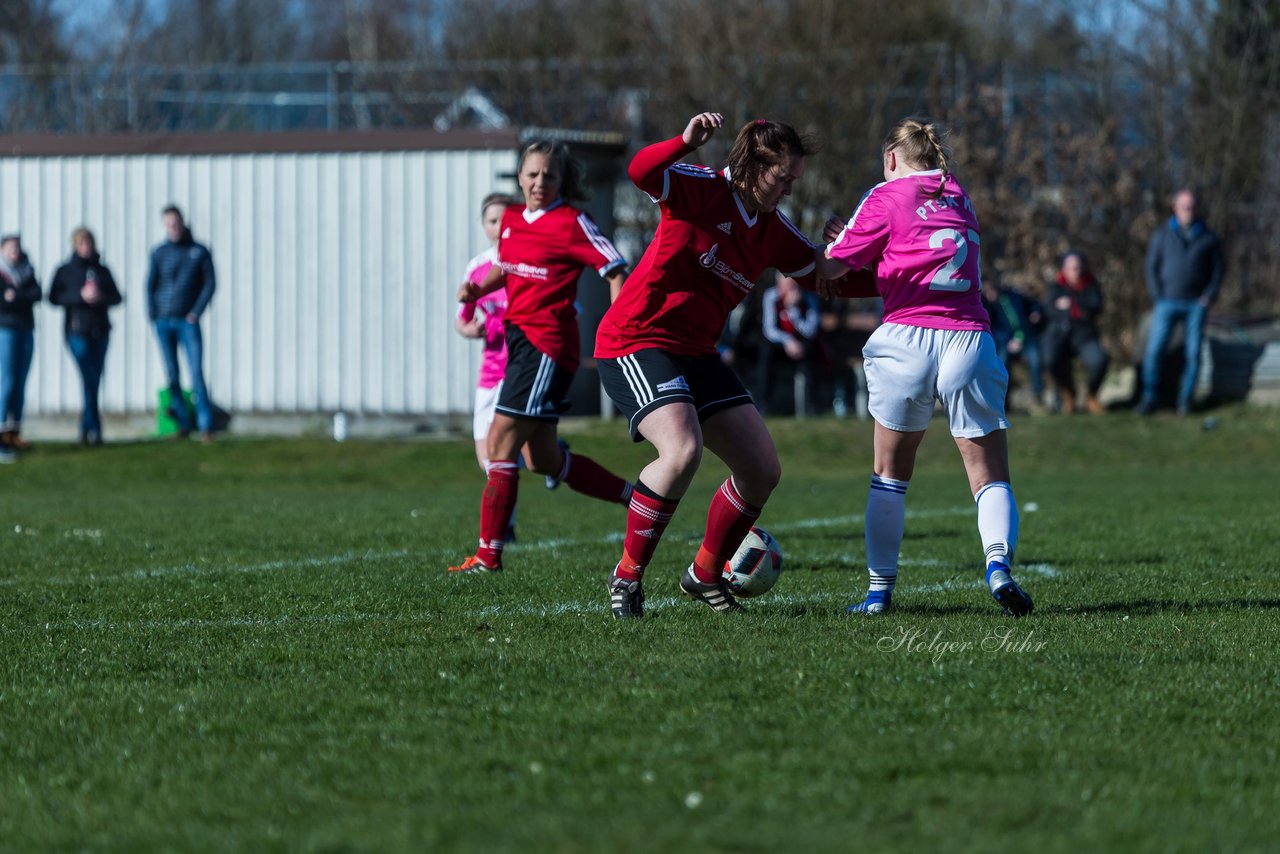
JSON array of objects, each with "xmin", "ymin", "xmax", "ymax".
[{"xmin": 928, "ymin": 228, "xmax": 980, "ymax": 292}]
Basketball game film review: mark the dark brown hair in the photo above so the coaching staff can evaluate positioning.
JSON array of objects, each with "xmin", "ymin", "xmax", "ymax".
[
  {"xmin": 518, "ymin": 139, "xmax": 589, "ymax": 202},
  {"xmin": 725, "ymin": 119, "xmax": 812, "ymax": 200}
]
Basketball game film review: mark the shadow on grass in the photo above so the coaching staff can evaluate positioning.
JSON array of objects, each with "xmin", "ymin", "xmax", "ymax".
[{"xmin": 1058, "ymin": 597, "xmax": 1280, "ymax": 615}]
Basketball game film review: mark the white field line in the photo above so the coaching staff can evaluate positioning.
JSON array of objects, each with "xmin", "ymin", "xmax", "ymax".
[
  {"xmin": 23, "ymin": 562, "xmax": 1063, "ymax": 631},
  {"xmin": 0, "ymin": 549, "xmax": 410, "ymax": 588},
  {"xmin": 0, "ymin": 505, "xmax": 976, "ymax": 588},
  {"xmin": 5, "ymin": 507, "xmax": 1059, "ymax": 628},
  {"xmin": 30, "ymin": 612, "xmax": 405, "ymax": 632},
  {"xmin": 469, "ymin": 562, "xmax": 1063, "ymax": 619},
  {"xmin": 505, "ymin": 505, "xmax": 974, "ymax": 555}
]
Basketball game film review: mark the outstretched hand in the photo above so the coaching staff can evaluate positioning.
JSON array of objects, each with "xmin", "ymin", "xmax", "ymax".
[
  {"xmin": 823, "ymin": 215, "xmax": 846, "ymax": 244},
  {"xmin": 682, "ymin": 112, "xmax": 724, "ymax": 148}
]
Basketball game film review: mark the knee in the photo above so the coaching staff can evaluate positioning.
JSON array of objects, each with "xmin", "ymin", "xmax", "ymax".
[
  {"xmin": 659, "ymin": 433, "xmax": 703, "ymax": 478},
  {"xmin": 739, "ymin": 453, "xmax": 782, "ymax": 498},
  {"xmin": 759, "ymin": 455, "xmax": 783, "ymax": 493}
]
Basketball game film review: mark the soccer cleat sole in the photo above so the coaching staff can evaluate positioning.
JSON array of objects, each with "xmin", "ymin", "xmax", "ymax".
[
  {"xmin": 991, "ymin": 580, "xmax": 1034, "ymax": 617},
  {"xmin": 679, "ymin": 568, "xmax": 745, "ymax": 613}
]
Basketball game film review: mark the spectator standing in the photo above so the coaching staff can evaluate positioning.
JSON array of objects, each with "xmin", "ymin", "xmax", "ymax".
[
  {"xmin": 1137, "ymin": 189, "xmax": 1225, "ymax": 415},
  {"xmin": 1040, "ymin": 252, "xmax": 1108, "ymax": 415},
  {"xmin": 981, "ymin": 279, "xmax": 1046, "ymax": 412},
  {"xmin": 48, "ymin": 228, "xmax": 122, "ymax": 446},
  {"xmin": 0, "ymin": 234, "xmax": 41, "ymax": 452},
  {"xmin": 756, "ymin": 272, "xmax": 824, "ymax": 416},
  {"xmin": 147, "ymin": 205, "xmax": 217, "ymax": 440}
]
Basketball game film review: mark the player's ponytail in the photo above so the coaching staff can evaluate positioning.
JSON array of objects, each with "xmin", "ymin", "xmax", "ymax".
[
  {"xmin": 726, "ymin": 119, "xmax": 814, "ymax": 203},
  {"xmin": 518, "ymin": 139, "xmax": 590, "ymax": 202},
  {"xmin": 883, "ymin": 117, "xmax": 951, "ymax": 200}
]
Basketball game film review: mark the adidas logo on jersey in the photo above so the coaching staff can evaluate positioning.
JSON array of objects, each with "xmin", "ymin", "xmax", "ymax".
[
  {"xmin": 656, "ymin": 376, "xmax": 691, "ymax": 393},
  {"xmin": 717, "ymin": 222, "xmax": 732, "ymax": 234}
]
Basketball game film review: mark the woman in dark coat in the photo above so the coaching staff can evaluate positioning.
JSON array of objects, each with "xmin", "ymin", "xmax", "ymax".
[
  {"xmin": 48, "ymin": 227, "xmax": 123, "ymax": 445},
  {"xmin": 1041, "ymin": 251, "xmax": 1109, "ymax": 414}
]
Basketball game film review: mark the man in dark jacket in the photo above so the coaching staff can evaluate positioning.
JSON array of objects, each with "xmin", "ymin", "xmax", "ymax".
[
  {"xmin": 1137, "ymin": 189, "xmax": 1225, "ymax": 415},
  {"xmin": 147, "ymin": 205, "xmax": 216, "ymax": 440}
]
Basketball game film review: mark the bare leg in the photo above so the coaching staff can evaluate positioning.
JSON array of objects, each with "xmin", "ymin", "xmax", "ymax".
[
  {"xmin": 701, "ymin": 403, "xmax": 781, "ymax": 505},
  {"xmin": 607, "ymin": 403, "xmax": 704, "ymax": 618},
  {"xmin": 634, "ymin": 403, "xmax": 704, "ymax": 499}
]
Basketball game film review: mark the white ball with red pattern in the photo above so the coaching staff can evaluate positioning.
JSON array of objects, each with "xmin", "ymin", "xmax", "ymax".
[{"xmin": 722, "ymin": 526, "xmax": 783, "ymax": 598}]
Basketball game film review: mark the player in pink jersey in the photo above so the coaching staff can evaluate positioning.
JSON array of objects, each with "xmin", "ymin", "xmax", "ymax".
[
  {"xmin": 596, "ymin": 112, "xmax": 875, "ymax": 618},
  {"xmin": 816, "ymin": 117, "xmax": 1034, "ymax": 617},
  {"xmin": 449, "ymin": 139, "xmax": 633, "ymax": 575},
  {"xmin": 455, "ymin": 192, "xmax": 516, "ymax": 474}
]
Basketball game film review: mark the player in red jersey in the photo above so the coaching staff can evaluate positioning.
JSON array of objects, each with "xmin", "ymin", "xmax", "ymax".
[
  {"xmin": 448, "ymin": 139, "xmax": 634, "ymax": 575},
  {"xmin": 596, "ymin": 112, "xmax": 873, "ymax": 617}
]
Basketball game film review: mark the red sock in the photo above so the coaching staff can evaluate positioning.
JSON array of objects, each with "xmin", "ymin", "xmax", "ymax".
[
  {"xmin": 476, "ymin": 459, "xmax": 519, "ymax": 566},
  {"xmin": 615, "ymin": 481, "xmax": 680, "ymax": 581},
  {"xmin": 561, "ymin": 450, "xmax": 634, "ymax": 505},
  {"xmin": 692, "ymin": 478, "xmax": 761, "ymax": 583}
]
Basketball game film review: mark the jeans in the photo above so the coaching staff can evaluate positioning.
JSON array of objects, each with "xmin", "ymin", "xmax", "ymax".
[
  {"xmin": 1142, "ymin": 299, "xmax": 1206, "ymax": 408},
  {"xmin": 0, "ymin": 327, "xmax": 35, "ymax": 430},
  {"xmin": 997, "ymin": 334, "xmax": 1046, "ymax": 398},
  {"xmin": 67, "ymin": 333, "xmax": 109, "ymax": 439},
  {"xmin": 154, "ymin": 317, "xmax": 212, "ymax": 433}
]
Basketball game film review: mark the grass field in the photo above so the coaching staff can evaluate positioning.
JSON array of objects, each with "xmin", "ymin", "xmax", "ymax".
[{"xmin": 3, "ymin": 408, "xmax": 1279, "ymax": 852}]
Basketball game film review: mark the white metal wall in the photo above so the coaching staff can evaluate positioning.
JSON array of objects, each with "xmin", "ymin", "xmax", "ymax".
[{"xmin": 0, "ymin": 147, "xmax": 515, "ymax": 417}]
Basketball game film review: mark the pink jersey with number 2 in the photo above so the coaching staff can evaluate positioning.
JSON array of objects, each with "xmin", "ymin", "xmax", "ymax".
[{"xmin": 826, "ymin": 170, "xmax": 989, "ymax": 331}]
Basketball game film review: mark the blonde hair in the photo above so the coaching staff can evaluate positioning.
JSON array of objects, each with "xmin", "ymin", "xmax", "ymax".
[
  {"xmin": 883, "ymin": 117, "xmax": 951, "ymax": 199},
  {"xmin": 71, "ymin": 226, "xmax": 96, "ymax": 251}
]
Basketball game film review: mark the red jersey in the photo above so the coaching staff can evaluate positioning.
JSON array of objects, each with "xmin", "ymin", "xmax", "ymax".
[
  {"xmin": 595, "ymin": 136, "xmax": 818, "ymax": 359},
  {"xmin": 499, "ymin": 200, "xmax": 626, "ymax": 370}
]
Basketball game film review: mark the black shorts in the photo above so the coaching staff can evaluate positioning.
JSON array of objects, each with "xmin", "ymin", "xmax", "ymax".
[
  {"xmin": 598, "ymin": 349, "xmax": 752, "ymax": 441},
  {"xmin": 496, "ymin": 325, "xmax": 574, "ymax": 422}
]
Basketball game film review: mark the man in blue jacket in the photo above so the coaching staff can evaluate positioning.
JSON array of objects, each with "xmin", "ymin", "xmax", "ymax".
[
  {"xmin": 147, "ymin": 205, "xmax": 217, "ymax": 440},
  {"xmin": 1137, "ymin": 189, "xmax": 1225, "ymax": 416}
]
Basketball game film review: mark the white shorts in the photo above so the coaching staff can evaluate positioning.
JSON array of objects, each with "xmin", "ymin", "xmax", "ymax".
[
  {"xmin": 472, "ymin": 383, "xmax": 502, "ymax": 441},
  {"xmin": 863, "ymin": 323, "xmax": 1009, "ymax": 438}
]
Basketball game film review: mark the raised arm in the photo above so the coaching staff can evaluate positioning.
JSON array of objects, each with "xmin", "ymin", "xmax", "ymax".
[{"xmin": 628, "ymin": 112, "xmax": 723, "ymax": 196}]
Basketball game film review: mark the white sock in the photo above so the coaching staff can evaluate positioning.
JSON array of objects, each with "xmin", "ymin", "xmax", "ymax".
[
  {"xmin": 975, "ymin": 481, "xmax": 1019, "ymax": 566},
  {"xmin": 866, "ymin": 475, "xmax": 908, "ymax": 593}
]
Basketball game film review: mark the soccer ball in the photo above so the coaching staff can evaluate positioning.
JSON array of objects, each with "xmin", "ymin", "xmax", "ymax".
[{"xmin": 722, "ymin": 526, "xmax": 783, "ymax": 598}]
